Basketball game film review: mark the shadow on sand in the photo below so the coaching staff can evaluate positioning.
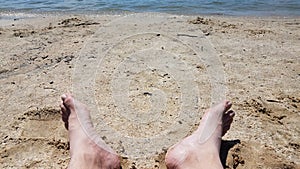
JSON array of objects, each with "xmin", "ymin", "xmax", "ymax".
[{"xmin": 220, "ymin": 139, "xmax": 241, "ymax": 168}]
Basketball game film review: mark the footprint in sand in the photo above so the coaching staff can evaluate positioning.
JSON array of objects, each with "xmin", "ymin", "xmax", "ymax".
[
  {"xmin": 0, "ymin": 108, "xmax": 69, "ymax": 168},
  {"xmin": 226, "ymin": 141, "xmax": 297, "ymax": 169},
  {"xmin": 17, "ymin": 108, "xmax": 65, "ymax": 139}
]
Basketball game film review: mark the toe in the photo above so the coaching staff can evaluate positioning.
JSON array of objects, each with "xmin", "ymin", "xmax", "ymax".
[
  {"xmin": 62, "ymin": 94, "xmax": 75, "ymax": 110},
  {"xmin": 205, "ymin": 100, "xmax": 232, "ymax": 116},
  {"xmin": 222, "ymin": 110, "xmax": 235, "ymax": 136},
  {"xmin": 64, "ymin": 122, "xmax": 69, "ymax": 130},
  {"xmin": 224, "ymin": 110, "xmax": 235, "ymax": 118},
  {"xmin": 60, "ymin": 102, "xmax": 67, "ymax": 113},
  {"xmin": 228, "ymin": 110, "xmax": 235, "ymax": 117},
  {"xmin": 223, "ymin": 100, "xmax": 232, "ymax": 112},
  {"xmin": 223, "ymin": 110, "xmax": 235, "ymax": 124},
  {"xmin": 61, "ymin": 102, "xmax": 70, "ymax": 123},
  {"xmin": 61, "ymin": 110, "xmax": 70, "ymax": 130},
  {"xmin": 62, "ymin": 112, "xmax": 69, "ymax": 123},
  {"xmin": 61, "ymin": 94, "xmax": 67, "ymax": 101}
]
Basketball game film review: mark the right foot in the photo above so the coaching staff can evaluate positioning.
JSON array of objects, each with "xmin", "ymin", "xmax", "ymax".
[
  {"xmin": 60, "ymin": 94, "xmax": 120, "ymax": 169},
  {"xmin": 165, "ymin": 101, "xmax": 235, "ymax": 169}
]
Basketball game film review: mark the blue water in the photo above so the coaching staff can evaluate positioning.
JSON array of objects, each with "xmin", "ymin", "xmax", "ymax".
[{"xmin": 0, "ymin": 0, "xmax": 299, "ymax": 16}]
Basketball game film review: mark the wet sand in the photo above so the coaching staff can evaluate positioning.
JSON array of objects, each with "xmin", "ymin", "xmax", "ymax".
[{"xmin": 0, "ymin": 13, "xmax": 299, "ymax": 168}]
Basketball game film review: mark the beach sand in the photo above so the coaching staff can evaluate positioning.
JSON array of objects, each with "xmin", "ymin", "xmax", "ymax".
[{"xmin": 0, "ymin": 13, "xmax": 299, "ymax": 168}]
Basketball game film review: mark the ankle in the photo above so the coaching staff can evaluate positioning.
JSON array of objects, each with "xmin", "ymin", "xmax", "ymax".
[
  {"xmin": 69, "ymin": 151, "xmax": 100, "ymax": 169},
  {"xmin": 69, "ymin": 143, "xmax": 120, "ymax": 169}
]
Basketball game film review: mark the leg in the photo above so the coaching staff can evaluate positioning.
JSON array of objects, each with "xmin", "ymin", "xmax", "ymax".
[
  {"xmin": 60, "ymin": 94, "xmax": 120, "ymax": 169},
  {"xmin": 165, "ymin": 101, "xmax": 235, "ymax": 169}
]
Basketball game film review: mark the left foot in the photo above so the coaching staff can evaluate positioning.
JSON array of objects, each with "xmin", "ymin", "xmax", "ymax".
[
  {"xmin": 165, "ymin": 101, "xmax": 235, "ymax": 169},
  {"xmin": 60, "ymin": 94, "xmax": 120, "ymax": 169}
]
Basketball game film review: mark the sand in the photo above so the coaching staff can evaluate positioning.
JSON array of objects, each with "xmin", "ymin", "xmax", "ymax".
[{"xmin": 0, "ymin": 13, "xmax": 299, "ymax": 169}]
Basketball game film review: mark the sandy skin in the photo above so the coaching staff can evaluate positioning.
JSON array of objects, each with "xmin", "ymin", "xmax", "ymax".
[{"xmin": 60, "ymin": 94, "xmax": 234, "ymax": 168}]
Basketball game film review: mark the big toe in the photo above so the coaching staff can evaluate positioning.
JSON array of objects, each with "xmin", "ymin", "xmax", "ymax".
[
  {"xmin": 212, "ymin": 100, "xmax": 232, "ymax": 114},
  {"xmin": 61, "ymin": 94, "xmax": 75, "ymax": 109}
]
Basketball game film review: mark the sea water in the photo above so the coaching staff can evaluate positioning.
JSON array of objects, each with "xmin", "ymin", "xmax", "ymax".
[{"xmin": 0, "ymin": 0, "xmax": 299, "ymax": 16}]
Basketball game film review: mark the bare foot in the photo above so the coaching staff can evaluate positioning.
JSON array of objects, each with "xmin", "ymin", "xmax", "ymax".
[
  {"xmin": 165, "ymin": 101, "xmax": 235, "ymax": 169},
  {"xmin": 60, "ymin": 94, "xmax": 120, "ymax": 169}
]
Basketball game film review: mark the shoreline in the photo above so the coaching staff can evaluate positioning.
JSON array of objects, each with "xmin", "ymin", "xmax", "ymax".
[{"xmin": 1, "ymin": 10, "xmax": 300, "ymax": 19}]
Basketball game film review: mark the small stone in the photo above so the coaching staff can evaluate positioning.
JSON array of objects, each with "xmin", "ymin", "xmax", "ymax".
[{"xmin": 143, "ymin": 92, "xmax": 152, "ymax": 96}]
